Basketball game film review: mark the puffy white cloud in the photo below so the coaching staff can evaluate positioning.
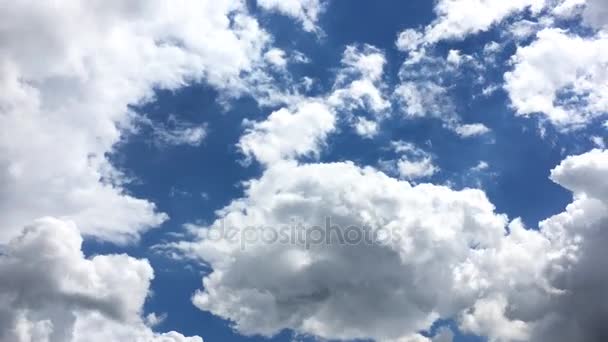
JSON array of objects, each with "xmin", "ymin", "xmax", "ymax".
[
  {"xmin": 453, "ymin": 123, "xmax": 491, "ymax": 137},
  {"xmin": 394, "ymin": 45, "xmax": 490, "ymax": 138},
  {"xmin": 396, "ymin": 0, "xmax": 546, "ymax": 49},
  {"xmin": 165, "ymin": 160, "xmax": 509, "ymax": 341},
  {"xmin": 396, "ymin": 29, "xmax": 425, "ymax": 52},
  {"xmin": 169, "ymin": 139, "xmax": 608, "ymax": 342},
  {"xmin": 0, "ymin": 217, "xmax": 202, "ymax": 342},
  {"xmin": 549, "ymin": 149, "xmax": 608, "ymax": 203},
  {"xmin": 239, "ymin": 44, "xmax": 389, "ymax": 165},
  {"xmin": 396, "ymin": 158, "xmax": 439, "ymax": 180},
  {"xmin": 238, "ymin": 101, "xmax": 335, "ymax": 164},
  {"xmin": 394, "ymin": 81, "xmax": 489, "ymax": 139},
  {"xmin": 264, "ymin": 48, "xmax": 288, "ymax": 69},
  {"xmin": 590, "ymin": 136, "xmax": 606, "ymax": 148},
  {"xmin": 394, "ymin": 81, "xmax": 451, "ymax": 118},
  {"xmin": 505, "ymin": 28, "xmax": 608, "ymax": 128},
  {"xmin": 353, "ymin": 117, "xmax": 379, "ymax": 138},
  {"xmin": 423, "ymin": 0, "xmax": 546, "ymax": 43},
  {"xmin": 458, "ymin": 149, "xmax": 608, "ymax": 342},
  {"xmin": 0, "ymin": 0, "xmax": 275, "ymax": 243},
  {"xmin": 381, "ymin": 141, "xmax": 440, "ymax": 180},
  {"xmin": 328, "ymin": 45, "xmax": 391, "ymax": 115},
  {"xmin": 257, "ymin": 0, "xmax": 325, "ymax": 32}
]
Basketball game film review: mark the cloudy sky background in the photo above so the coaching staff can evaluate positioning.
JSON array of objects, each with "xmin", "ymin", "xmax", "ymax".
[{"xmin": 1, "ymin": 0, "xmax": 608, "ymax": 341}]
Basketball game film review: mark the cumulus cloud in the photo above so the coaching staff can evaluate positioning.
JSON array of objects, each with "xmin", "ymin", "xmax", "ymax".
[
  {"xmin": 381, "ymin": 141, "xmax": 440, "ymax": 180},
  {"xmin": 264, "ymin": 48, "xmax": 288, "ymax": 69},
  {"xmin": 424, "ymin": 0, "xmax": 545, "ymax": 43},
  {"xmin": 171, "ymin": 126, "xmax": 608, "ymax": 342},
  {"xmin": 239, "ymin": 44, "xmax": 390, "ymax": 165},
  {"xmin": 353, "ymin": 117, "xmax": 379, "ymax": 138},
  {"xmin": 238, "ymin": 101, "xmax": 335, "ymax": 164},
  {"xmin": 0, "ymin": 0, "xmax": 278, "ymax": 243},
  {"xmin": 165, "ymin": 161, "xmax": 508, "ymax": 341},
  {"xmin": 257, "ymin": 0, "xmax": 325, "ymax": 33},
  {"xmin": 505, "ymin": 28, "xmax": 608, "ymax": 128},
  {"xmin": 465, "ymin": 150, "xmax": 608, "ymax": 342},
  {"xmin": 0, "ymin": 217, "xmax": 202, "ymax": 342},
  {"xmin": 453, "ymin": 123, "xmax": 491, "ymax": 137},
  {"xmin": 328, "ymin": 44, "xmax": 390, "ymax": 115},
  {"xmin": 394, "ymin": 81, "xmax": 451, "ymax": 118},
  {"xmin": 396, "ymin": 0, "xmax": 545, "ymax": 50}
]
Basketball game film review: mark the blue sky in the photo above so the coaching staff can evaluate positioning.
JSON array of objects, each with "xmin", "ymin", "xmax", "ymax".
[{"xmin": 1, "ymin": 1, "xmax": 608, "ymax": 342}]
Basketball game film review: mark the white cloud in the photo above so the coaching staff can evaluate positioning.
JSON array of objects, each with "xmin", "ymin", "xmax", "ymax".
[
  {"xmin": 328, "ymin": 45, "xmax": 390, "ymax": 115},
  {"xmin": 238, "ymin": 101, "xmax": 335, "ymax": 164},
  {"xmin": 549, "ymin": 149, "xmax": 608, "ymax": 203},
  {"xmin": 590, "ymin": 136, "xmax": 606, "ymax": 149},
  {"xmin": 394, "ymin": 81, "xmax": 450, "ymax": 118},
  {"xmin": 458, "ymin": 149, "xmax": 608, "ymax": 342},
  {"xmin": 396, "ymin": 29, "xmax": 425, "ymax": 52},
  {"xmin": 382, "ymin": 141, "xmax": 440, "ymax": 180},
  {"xmin": 0, "ymin": 0, "xmax": 276, "ymax": 243},
  {"xmin": 394, "ymin": 45, "xmax": 491, "ymax": 138},
  {"xmin": 506, "ymin": 19, "xmax": 547, "ymax": 40},
  {"xmin": 353, "ymin": 117, "xmax": 379, "ymax": 138},
  {"xmin": 396, "ymin": 157, "xmax": 439, "ymax": 179},
  {"xmin": 505, "ymin": 28, "xmax": 608, "ymax": 128},
  {"xmin": 423, "ymin": 0, "xmax": 546, "ymax": 43},
  {"xmin": 447, "ymin": 49, "xmax": 464, "ymax": 65},
  {"xmin": 0, "ymin": 217, "xmax": 202, "ymax": 342},
  {"xmin": 453, "ymin": 123, "xmax": 491, "ymax": 137},
  {"xmin": 264, "ymin": 48, "xmax": 288, "ymax": 69},
  {"xmin": 166, "ymin": 161, "xmax": 509, "ymax": 341},
  {"xmin": 257, "ymin": 0, "xmax": 325, "ymax": 33},
  {"xmin": 170, "ymin": 129, "xmax": 608, "ymax": 342},
  {"xmin": 395, "ymin": 0, "xmax": 547, "ymax": 50},
  {"xmin": 239, "ymin": 44, "xmax": 390, "ymax": 166},
  {"xmin": 471, "ymin": 161, "xmax": 490, "ymax": 172}
]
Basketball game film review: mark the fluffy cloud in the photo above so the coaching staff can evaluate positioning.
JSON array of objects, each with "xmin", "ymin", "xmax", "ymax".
[
  {"xmin": 457, "ymin": 149, "xmax": 608, "ymax": 342},
  {"xmin": 424, "ymin": 0, "xmax": 545, "ymax": 43},
  {"xmin": 549, "ymin": 149, "xmax": 608, "ymax": 203},
  {"xmin": 166, "ymin": 160, "xmax": 509, "ymax": 341},
  {"xmin": 238, "ymin": 101, "xmax": 335, "ymax": 164},
  {"xmin": 328, "ymin": 44, "xmax": 390, "ymax": 115},
  {"xmin": 169, "ymin": 141, "xmax": 608, "ymax": 342},
  {"xmin": 0, "ymin": 217, "xmax": 202, "ymax": 342},
  {"xmin": 396, "ymin": 0, "xmax": 545, "ymax": 49},
  {"xmin": 0, "ymin": 0, "xmax": 275, "ymax": 243},
  {"xmin": 353, "ymin": 117, "xmax": 379, "ymax": 138},
  {"xmin": 505, "ymin": 28, "xmax": 608, "ymax": 127},
  {"xmin": 257, "ymin": 0, "xmax": 325, "ymax": 33},
  {"xmin": 381, "ymin": 141, "xmax": 440, "ymax": 180},
  {"xmin": 394, "ymin": 82, "xmax": 450, "ymax": 118},
  {"xmin": 453, "ymin": 123, "xmax": 491, "ymax": 138},
  {"xmin": 239, "ymin": 44, "xmax": 390, "ymax": 165}
]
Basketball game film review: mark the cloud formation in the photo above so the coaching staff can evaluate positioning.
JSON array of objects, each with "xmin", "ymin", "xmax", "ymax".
[
  {"xmin": 0, "ymin": 0, "xmax": 278, "ymax": 243},
  {"xmin": 0, "ymin": 217, "xmax": 202, "ymax": 342}
]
